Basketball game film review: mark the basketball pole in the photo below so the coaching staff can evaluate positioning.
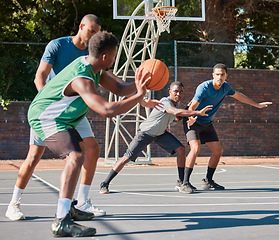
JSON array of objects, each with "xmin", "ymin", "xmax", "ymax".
[{"xmin": 105, "ymin": 1, "xmax": 161, "ymax": 164}]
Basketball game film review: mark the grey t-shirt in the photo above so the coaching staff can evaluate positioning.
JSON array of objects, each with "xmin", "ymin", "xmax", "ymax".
[{"xmin": 139, "ymin": 96, "xmax": 178, "ymax": 137}]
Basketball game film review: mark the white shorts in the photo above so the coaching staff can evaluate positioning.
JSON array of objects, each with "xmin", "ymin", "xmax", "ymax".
[{"xmin": 29, "ymin": 117, "xmax": 95, "ymax": 146}]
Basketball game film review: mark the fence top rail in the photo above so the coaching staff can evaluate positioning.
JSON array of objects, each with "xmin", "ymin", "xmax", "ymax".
[{"xmin": 174, "ymin": 40, "xmax": 279, "ymax": 49}]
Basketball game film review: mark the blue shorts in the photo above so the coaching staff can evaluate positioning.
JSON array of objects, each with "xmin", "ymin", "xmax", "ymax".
[{"xmin": 124, "ymin": 130, "xmax": 183, "ymax": 161}]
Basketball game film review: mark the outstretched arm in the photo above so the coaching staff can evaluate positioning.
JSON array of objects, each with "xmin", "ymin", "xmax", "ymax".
[
  {"xmin": 66, "ymin": 68, "xmax": 149, "ymax": 118},
  {"xmin": 231, "ymin": 91, "xmax": 272, "ymax": 108},
  {"xmin": 166, "ymin": 104, "xmax": 212, "ymax": 117}
]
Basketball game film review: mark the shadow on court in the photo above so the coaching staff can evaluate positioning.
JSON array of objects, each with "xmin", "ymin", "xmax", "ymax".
[{"xmin": 1, "ymin": 165, "xmax": 279, "ymax": 240}]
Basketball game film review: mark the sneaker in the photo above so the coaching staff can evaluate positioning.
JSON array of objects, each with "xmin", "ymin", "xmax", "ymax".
[
  {"xmin": 179, "ymin": 183, "xmax": 194, "ymax": 194},
  {"xmin": 189, "ymin": 182, "xmax": 197, "ymax": 191},
  {"xmin": 201, "ymin": 178, "xmax": 225, "ymax": 190},
  {"xmin": 51, "ymin": 213, "xmax": 96, "ymax": 237},
  {"xmin": 70, "ymin": 200, "xmax": 94, "ymax": 221},
  {"xmin": 174, "ymin": 180, "xmax": 182, "ymax": 191},
  {"xmin": 76, "ymin": 199, "xmax": 106, "ymax": 217},
  {"xmin": 100, "ymin": 182, "xmax": 109, "ymax": 194},
  {"xmin": 5, "ymin": 199, "xmax": 25, "ymax": 221}
]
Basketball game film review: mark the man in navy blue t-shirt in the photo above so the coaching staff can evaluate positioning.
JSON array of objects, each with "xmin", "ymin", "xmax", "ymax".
[{"xmin": 179, "ymin": 63, "xmax": 272, "ymax": 194}]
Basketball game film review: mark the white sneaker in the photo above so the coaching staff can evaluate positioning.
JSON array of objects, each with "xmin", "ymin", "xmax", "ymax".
[
  {"xmin": 76, "ymin": 199, "xmax": 106, "ymax": 217},
  {"xmin": 5, "ymin": 199, "xmax": 25, "ymax": 221}
]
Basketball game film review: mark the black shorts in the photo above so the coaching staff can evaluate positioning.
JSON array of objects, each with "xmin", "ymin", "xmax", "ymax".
[
  {"xmin": 45, "ymin": 129, "xmax": 82, "ymax": 158},
  {"xmin": 124, "ymin": 130, "xmax": 183, "ymax": 161},
  {"xmin": 183, "ymin": 118, "xmax": 219, "ymax": 144}
]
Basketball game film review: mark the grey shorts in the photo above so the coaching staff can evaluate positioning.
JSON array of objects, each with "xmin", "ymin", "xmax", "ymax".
[
  {"xmin": 45, "ymin": 128, "xmax": 82, "ymax": 159},
  {"xmin": 29, "ymin": 117, "xmax": 95, "ymax": 146},
  {"xmin": 183, "ymin": 120, "xmax": 219, "ymax": 144},
  {"xmin": 124, "ymin": 130, "xmax": 183, "ymax": 161}
]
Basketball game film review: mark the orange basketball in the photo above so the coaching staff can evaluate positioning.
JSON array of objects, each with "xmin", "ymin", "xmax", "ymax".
[{"xmin": 139, "ymin": 58, "xmax": 169, "ymax": 91}]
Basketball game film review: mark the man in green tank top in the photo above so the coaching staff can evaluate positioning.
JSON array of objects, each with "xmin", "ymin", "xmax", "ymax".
[{"xmin": 28, "ymin": 31, "xmax": 159, "ymax": 237}]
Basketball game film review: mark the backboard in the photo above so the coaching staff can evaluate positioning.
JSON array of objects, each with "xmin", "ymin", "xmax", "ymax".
[{"xmin": 113, "ymin": 0, "xmax": 205, "ymax": 21}]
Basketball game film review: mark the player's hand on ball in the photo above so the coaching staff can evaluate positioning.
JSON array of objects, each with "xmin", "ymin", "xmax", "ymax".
[{"xmin": 135, "ymin": 67, "xmax": 150, "ymax": 97}]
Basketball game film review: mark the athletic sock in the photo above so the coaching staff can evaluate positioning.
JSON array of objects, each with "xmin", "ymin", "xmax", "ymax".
[
  {"xmin": 104, "ymin": 169, "xmax": 118, "ymax": 185},
  {"xmin": 206, "ymin": 167, "xmax": 216, "ymax": 182},
  {"xmin": 10, "ymin": 185, "xmax": 23, "ymax": 204},
  {"xmin": 76, "ymin": 184, "xmax": 90, "ymax": 205},
  {"xmin": 177, "ymin": 167, "xmax": 185, "ymax": 182},
  {"xmin": 56, "ymin": 198, "xmax": 72, "ymax": 219},
  {"xmin": 183, "ymin": 167, "xmax": 193, "ymax": 185}
]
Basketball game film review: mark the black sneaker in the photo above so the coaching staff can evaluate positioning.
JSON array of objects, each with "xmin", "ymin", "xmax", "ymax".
[
  {"xmin": 70, "ymin": 200, "xmax": 94, "ymax": 221},
  {"xmin": 100, "ymin": 182, "xmax": 109, "ymax": 194},
  {"xmin": 51, "ymin": 213, "xmax": 96, "ymax": 237},
  {"xmin": 189, "ymin": 182, "xmax": 197, "ymax": 191},
  {"xmin": 179, "ymin": 183, "xmax": 194, "ymax": 194},
  {"xmin": 201, "ymin": 178, "xmax": 225, "ymax": 190}
]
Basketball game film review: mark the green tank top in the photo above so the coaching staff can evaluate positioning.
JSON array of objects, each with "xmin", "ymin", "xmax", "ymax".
[{"xmin": 28, "ymin": 56, "xmax": 101, "ymax": 140}]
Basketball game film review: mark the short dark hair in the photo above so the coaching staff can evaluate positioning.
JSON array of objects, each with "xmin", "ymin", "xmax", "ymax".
[
  {"xmin": 81, "ymin": 14, "xmax": 101, "ymax": 26},
  {"xmin": 169, "ymin": 81, "xmax": 184, "ymax": 90},
  {"xmin": 88, "ymin": 31, "xmax": 119, "ymax": 58},
  {"xmin": 213, "ymin": 63, "xmax": 227, "ymax": 73}
]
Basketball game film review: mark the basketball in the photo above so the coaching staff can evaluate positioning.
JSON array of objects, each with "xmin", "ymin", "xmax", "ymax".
[{"xmin": 139, "ymin": 58, "xmax": 169, "ymax": 91}]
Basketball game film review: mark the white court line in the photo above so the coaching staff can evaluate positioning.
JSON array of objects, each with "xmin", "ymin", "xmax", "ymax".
[
  {"xmin": 95, "ymin": 169, "xmax": 227, "ymax": 176},
  {"xmin": 254, "ymin": 165, "xmax": 279, "ymax": 170},
  {"xmin": 31, "ymin": 173, "xmax": 60, "ymax": 192},
  {"xmin": 115, "ymin": 190, "xmax": 279, "ymax": 199},
  {"xmin": 1, "ymin": 202, "xmax": 279, "ymax": 207}
]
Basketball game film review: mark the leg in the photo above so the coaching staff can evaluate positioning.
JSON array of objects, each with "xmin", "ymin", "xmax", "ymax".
[
  {"xmin": 5, "ymin": 144, "xmax": 45, "ymax": 221},
  {"xmin": 206, "ymin": 141, "xmax": 223, "ymax": 169},
  {"xmin": 186, "ymin": 139, "xmax": 201, "ymax": 168},
  {"xmin": 179, "ymin": 140, "xmax": 201, "ymax": 194},
  {"xmin": 80, "ymin": 137, "xmax": 100, "ymax": 186},
  {"xmin": 100, "ymin": 156, "xmax": 131, "ymax": 194},
  {"xmin": 201, "ymin": 141, "xmax": 225, "ymax": 190},
  {"xmin": 16, "ymin": 144, "xmax": 46, "ymax": 189},
  {"xmin": 59, "ymin": 151, "xmax": 84, "ymax": 199},
  {"xmin": 100, "ymin": 130, "xmax": 152, "ymax": 194}
]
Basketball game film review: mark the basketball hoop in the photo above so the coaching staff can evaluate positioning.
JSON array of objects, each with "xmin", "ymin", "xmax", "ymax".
[{"xmin": 151, "ymin": 6, "xmax": 178, "ymax": 35}]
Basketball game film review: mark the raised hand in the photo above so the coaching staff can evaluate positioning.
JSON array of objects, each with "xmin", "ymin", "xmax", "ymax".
[{"xmin": 198, "ymin": 105, "xmax": 213, "ymax": 116}]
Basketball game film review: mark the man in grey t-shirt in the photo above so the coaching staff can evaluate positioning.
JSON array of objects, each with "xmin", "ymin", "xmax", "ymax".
[{"xmin": 100, "ymin": 81, "xmax": 212, "ymax": 194}]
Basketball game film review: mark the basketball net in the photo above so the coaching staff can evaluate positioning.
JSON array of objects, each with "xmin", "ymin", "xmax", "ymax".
[{"xmin": 151, "ymin": 6, "xmax": 178, "ymax": 35}]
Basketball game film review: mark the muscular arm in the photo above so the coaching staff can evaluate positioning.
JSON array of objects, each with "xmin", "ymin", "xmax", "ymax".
[
  {"xmin": 100, "ymin": 70, "xmax": 137, "ymax": 96},
  {"xmin": 166, "ymin": 103, "xmax": 212, "ymax": 117},
  {"xmin": 231, "ymin": 91, "xmax": 272, "ymax": 108},
  {"xmin": 34, "ymin": 61, "xmax": 53, "ymax": 91},
  {"xmin": 66, "ymin": 74, "xmax": 146, "ymax": 118}
]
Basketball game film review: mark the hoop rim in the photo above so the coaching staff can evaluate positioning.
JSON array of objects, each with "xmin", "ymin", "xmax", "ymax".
[{"xmin": 151, "ymin": 6, "xmax": 178, "ymax": 13}]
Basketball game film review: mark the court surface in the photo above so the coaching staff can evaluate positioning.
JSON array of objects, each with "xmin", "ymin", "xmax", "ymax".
[{"xmin": 1, "ymin": 163, "xmax": 279, "ymax": 239}]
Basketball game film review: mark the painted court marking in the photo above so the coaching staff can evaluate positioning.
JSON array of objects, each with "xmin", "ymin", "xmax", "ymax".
[{"xmin": 95, "ymin": 168, "xmax": 227, "ymax": 176}]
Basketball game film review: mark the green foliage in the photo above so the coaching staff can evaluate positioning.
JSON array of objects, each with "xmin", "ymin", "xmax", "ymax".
[
  {"xmin": 0, "ymin": 0, "xmax": 278, "ymax": 100},
  {"xmin": 0, "ymin": 95, "xmax": 11, "ymax": 110}
]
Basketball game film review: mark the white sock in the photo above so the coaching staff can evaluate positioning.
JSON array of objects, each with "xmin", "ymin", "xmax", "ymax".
[
  {"xmin": 76, "ymin": 184, "xmax": 90, "ymax": 205},
  {"xmin": 10, "ymin": 185, "xmax": 23, "ymax": 204},
  {"xmin": 56, "ymin": 198, "xmax": 72, "ymax": 219}
]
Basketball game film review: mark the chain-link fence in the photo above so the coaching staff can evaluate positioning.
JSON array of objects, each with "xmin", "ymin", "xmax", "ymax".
[{"xmin": 0, "ymin": 41, "xmax": 278, "ymax": 101}]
